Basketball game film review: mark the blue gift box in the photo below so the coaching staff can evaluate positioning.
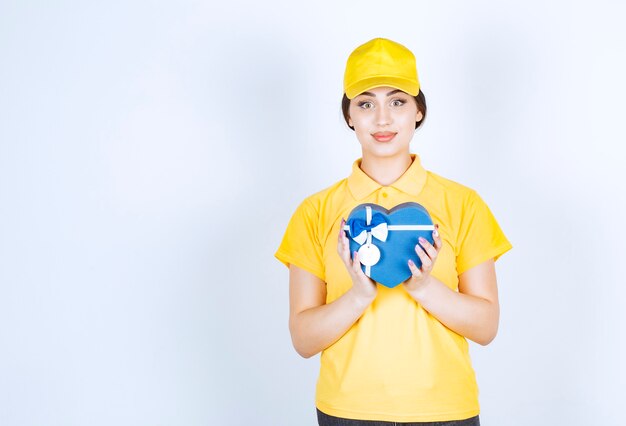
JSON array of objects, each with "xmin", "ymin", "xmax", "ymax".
[{"xmin": 343, "ymin": 202, "xmax": 435, "ymax": 288}]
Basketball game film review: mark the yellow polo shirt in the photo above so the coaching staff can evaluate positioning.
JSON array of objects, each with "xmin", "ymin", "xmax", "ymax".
[{"xmin": 275, "ymin": 154, "xmax": 512, "ymax": 422}]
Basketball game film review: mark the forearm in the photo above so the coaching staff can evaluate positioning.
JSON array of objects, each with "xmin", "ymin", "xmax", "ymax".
[
  {"xmin": 290, "ymin": 288, "xmax": 373, "ymax": 358},
  {"xmin": 407, "ymin": 276, "xmax": 499, "ymax": 345}
]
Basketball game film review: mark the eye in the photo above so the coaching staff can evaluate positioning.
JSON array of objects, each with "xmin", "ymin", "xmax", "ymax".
[
  {"xmin": 391, "ymin": 99, "xmax": 406, "ymax": 107},
  {"xmin": 357, "ymin": 101, "xmax": 374, "ymax": 109}
]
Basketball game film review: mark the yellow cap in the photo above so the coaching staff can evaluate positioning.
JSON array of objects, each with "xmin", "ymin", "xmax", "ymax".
[{"xmin": 343, "ymin": 38, "xmax": 420, "ymax": 99}]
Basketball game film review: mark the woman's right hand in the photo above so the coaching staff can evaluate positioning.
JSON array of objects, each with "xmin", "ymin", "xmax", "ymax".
[{"xmin": 337, "ymin": 218, "xmax": 378, "ymax": 302}]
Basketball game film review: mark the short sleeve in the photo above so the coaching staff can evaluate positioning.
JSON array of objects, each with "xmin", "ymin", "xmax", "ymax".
[
  {"xmin": 455, "ymin": 190, "xmax": 512, "ymax": 275},
  {"xmin": 274, "ymin": 198, "xmax": 325, "ymax": 281}
]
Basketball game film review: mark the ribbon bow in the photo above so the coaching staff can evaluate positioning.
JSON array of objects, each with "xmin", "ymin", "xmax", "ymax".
[{"xmin": 347, "ymin": 213, "xmax": 389, "ymax": 245}]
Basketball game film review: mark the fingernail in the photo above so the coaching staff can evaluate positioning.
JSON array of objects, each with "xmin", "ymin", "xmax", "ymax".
[
  {"xmin": 433, "ymin": 229, "xmax": 439, "ymax": 237},
  {"xmin": 408, "ymin": 259, "xmax": 414, "ymax": 266},
  {"xmin": 419, "ymin": 237, "xmax": 426, "ymax": 243}
]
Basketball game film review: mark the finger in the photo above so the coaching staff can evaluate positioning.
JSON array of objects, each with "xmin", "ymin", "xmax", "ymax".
[
  {"xmin": 432, "ymin": 224, "xmax": 442, "ymax": 251},
  {"xmin": 337, "ymin": 219, "xmax": 351, "ymax": 260},
  {"xmin": 338, "ymin": 243, "xmax": 350, "ymax": 267},
  {"xmin": 408, "ymin": 259, "xmax": 422, "ymax": 278},
  {"xmin": 418, "ymin": 236, "xmax": 438, "ymax": 259},
  {"xmin": 353, "ymin": 253, "xmax": 372, "ymax": 281},
  {"xmin": 352, "ymin": 251, "xmax": 365, "ymax": 276},
  {"xmin": 414, "ymin": 244, "xmax": 433, "ymax": 270},
  {"xmin": 342, "ymin": 226, "xmax": 351, "ymax": 246},
  {"xmin": 338, "ymin": 218, "xmax": 347, "ymax": 245}
]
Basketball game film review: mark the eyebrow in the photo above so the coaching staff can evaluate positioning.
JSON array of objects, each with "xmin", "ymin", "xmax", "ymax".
[{"xmin": 358, "ymin": 89, "xmax": 404, "ymax": 97}]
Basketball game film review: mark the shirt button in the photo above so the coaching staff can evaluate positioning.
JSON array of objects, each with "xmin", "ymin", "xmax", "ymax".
[{"xmin": 382, "ymin": 192, "xmax": 388, "ymax": 198}]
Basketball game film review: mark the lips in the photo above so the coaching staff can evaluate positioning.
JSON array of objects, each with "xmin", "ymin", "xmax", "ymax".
[{"xmin": 372, "ymin": 132, "xmax": 397, "ymax": 142}]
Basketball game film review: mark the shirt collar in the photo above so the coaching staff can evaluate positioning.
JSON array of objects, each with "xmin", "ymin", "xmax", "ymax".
[{"xmin": 347, "ymin": 153, "xmax": 428, "ymax": 200}]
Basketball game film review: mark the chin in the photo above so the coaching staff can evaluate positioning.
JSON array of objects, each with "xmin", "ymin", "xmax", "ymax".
[{"xmin": 363, "ymin": 144, "xmax": 408, "ymax": 158}]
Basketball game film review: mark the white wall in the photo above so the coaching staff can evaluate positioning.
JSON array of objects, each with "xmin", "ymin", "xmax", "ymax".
[{"xmin": 1, "ymin": 1, "xmax": 624, "ymax": 425}]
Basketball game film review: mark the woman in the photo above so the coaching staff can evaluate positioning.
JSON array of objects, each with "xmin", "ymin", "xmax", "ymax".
[{"xmin": 275, "ymin": 37, "xmax": 512, "ymax": 425}]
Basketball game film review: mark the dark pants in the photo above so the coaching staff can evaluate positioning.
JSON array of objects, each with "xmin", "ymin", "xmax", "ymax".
[{"xmin": 317, "ymin": 409, "xmax": 480, "ymax": 426}]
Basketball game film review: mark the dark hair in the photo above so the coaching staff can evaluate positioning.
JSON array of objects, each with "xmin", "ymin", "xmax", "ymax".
[{"xmin": 341, "ymin": 90, "xmax": 427, "ymax": 131}]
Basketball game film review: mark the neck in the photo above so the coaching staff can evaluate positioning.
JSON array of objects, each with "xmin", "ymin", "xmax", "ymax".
[{"xmin": 360, "ymin": 151, "xmax": 414, "ymax": 186}]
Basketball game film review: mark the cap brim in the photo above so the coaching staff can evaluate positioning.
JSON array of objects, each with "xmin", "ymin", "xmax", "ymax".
[{"xmin": 345, "ymin": 76, "xmax": 419, "ymax": 99}]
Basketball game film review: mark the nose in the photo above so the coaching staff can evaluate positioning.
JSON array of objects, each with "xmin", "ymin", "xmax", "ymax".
[{"xmin": 376, "ymin": 104, "xmax": 391, "ymax": 126}]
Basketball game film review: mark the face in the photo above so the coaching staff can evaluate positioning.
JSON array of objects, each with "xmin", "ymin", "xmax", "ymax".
[{"xmin": 348, "ymin": 86, "xmax": 423, "ymax": 159}]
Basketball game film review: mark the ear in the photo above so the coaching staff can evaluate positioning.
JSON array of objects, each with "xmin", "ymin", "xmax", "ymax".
[
  {"xmin": 348, "ymin": 117, "xmax": 353, "ymax": 127},
  {"xmin": 416, "ymin": 110, "xmax": 424, "ymax": 122}
]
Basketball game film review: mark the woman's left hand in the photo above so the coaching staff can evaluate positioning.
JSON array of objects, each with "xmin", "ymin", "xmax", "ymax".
[{"xmin": 402, "ymin": 224, "xmax": 442, "ymax": 294}]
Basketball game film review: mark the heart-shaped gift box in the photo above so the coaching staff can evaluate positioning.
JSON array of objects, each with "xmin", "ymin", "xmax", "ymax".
[{"xmin": 343, "ymin": 202, "xmax": 435, "ymax": 288}]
